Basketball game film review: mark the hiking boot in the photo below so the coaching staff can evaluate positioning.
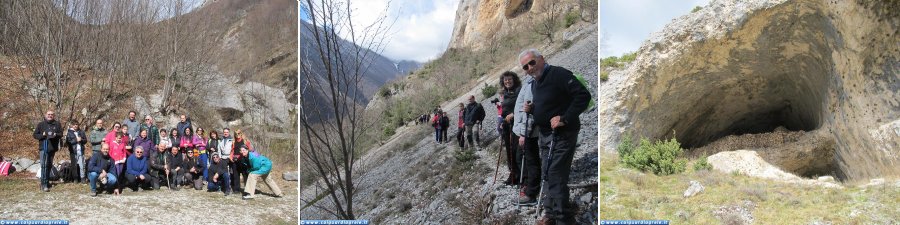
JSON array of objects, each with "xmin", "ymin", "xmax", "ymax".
[
  {"xmin": 42, "ymin": 187, "xmax": 50, "ymax": 192},
  {"xmin": 535, "ymin": 216, "xmax": 555, "ymax": 225},
  {"xmin": 91, "ymin": 191, "xmax": 98, "ymax": 197},
  {"xmin": 224, "ymin": 191, "xmax": 232, "ymax": 196},
  {"xmin": 242, "ymin": 195, "xmax": 255, "ymax": 200},
  {"xmin": 514, "ymin": 195, "xmax": 537, "ymax": 206}
]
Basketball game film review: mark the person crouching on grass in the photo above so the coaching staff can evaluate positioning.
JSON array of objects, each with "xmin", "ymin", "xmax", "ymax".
[{"xmin": 240, "ymin": 146, "xmax": 283, "ymax": 199}]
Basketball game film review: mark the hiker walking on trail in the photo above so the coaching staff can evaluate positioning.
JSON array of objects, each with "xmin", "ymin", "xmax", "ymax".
[
  {"xmin": 440, "ymin": 112, "xmax": 451, "ymax": 143},
  {"xmin": 66, "ymin": 121, "xmax": 88, "ymax": 183},
  {"xmin": 456, "ymin": 103, "xmax": 467, "ymax": 148},
  {"xmin": 89, "ymin": 119, "xmax": 107, "ymax": 157},
  {"xmin": 87, "ymin": 143, "xmax": 117, "ymax": 196},
  {"xmin": 499, "ymin": 71, "xmax": 523, "ymax": 186},
  {"xmin": 432, "ymin": 110, "xmax": 443, "ymax": 143},
  {"xmin": 513, "ymin": 69, "xmax": 541, "ymax": 206},
  {"xmin": 34, "ymin": 110, "xmax": 63, "ymax": 192},
  {"xmin": 463, "ymin": 95, "xmax": 486, "ymax": 149},
  {"xmin": 520, "ymin": 49, "xmax": 591, "ymax": 225}
]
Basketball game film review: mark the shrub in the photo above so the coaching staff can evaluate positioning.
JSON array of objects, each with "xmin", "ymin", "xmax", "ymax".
[
  {"xmin": 562, "ymin": 39, "xmax": 573, "ymax": 49},
  {"xmin": 693, "ymin": 156, "xmax": 712, "ymax": 171},
  {"xmin": 620, "ymin": 136, "xmax": 687, "ymax": 175},
  {"xmin": 564, "ymin": 11, "xmax": 580, "ymax": 28},
  {"xmin": 378, "ymin": 86, "xmax": 392, "ymax": 98},
  {"xmin": 600, "ymin": 56, "xmax": 619, "ymax": 68},
  {"xmin": 620, "ymin": 51, "xmax": 637, "ymax": 63},
  {"xmin": 691, "ymin": 6, "xmax": 703, "ymax": 13},
  {"xmin": 481, "ymin": 84, "xmax": 497, "ymax": 98},
  {"xmin": 600, "ymin": 70, "xmax": 609, "ymax": 81}
]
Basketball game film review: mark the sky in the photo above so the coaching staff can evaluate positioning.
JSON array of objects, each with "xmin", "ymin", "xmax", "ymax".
[
  {"xmin": 600, "ymin": 0, "xmax": 710, "ymax": 57},
  {"xmin": 301, "ymin": 0, "xmax": 459, "ymax": 63}
]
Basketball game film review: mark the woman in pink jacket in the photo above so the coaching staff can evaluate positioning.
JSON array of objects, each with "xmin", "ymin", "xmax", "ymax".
[{"xmin": 107, "ymin": 132, "xmax": 128, "ymax": 195}]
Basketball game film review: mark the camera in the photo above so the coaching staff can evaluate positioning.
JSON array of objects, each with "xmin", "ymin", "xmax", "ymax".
[{"xmin": 490, "ymin": 98, "xmax": 500, "ymax": 104}]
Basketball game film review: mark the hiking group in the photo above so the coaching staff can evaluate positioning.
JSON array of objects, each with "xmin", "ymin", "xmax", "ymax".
[
  {"xmin": 424, "ymin": 49, "xmax": 590, "ymax": 224},
  {"xmin": 33, "ymin": 111, "xmax": 283, "ymax": 200}
]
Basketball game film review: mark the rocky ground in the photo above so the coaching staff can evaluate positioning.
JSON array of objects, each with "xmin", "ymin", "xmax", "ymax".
[
  {"xmin": 0, "ymin": 173, "xmax": 297, "ymax": 224},
  {"xmin": 301, "ymin": 21, "xmax": 599, "ymax": 225}
]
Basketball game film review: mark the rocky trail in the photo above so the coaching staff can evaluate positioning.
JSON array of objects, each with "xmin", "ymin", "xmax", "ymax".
[{"xmin": 301, "ymin": 23, "xmax": 599, "ymax": 224}]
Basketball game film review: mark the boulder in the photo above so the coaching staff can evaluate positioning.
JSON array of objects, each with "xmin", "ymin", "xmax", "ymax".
[
  {"xmin": 17, "ymin": 158, "xmax": 34, "ymax": 170},
  {"xmin": 241, "ymin": 82, "xmax": 293, "ymax": 129},
  {"xmin": 683, "ymin": 180, "xmax": 704, "ymax": 198},
  {"xmin": 282, "ymin": 171, "xmax": 298, "ymax": 181},
  {"xmin": 26, "ymin": 163, "xmax": 40, "ymax": 177}
]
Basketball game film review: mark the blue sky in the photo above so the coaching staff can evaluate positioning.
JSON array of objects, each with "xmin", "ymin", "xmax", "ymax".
[
  {"xmin": 301, "ymin": 0, "xmax": 458, "ymax": 62},
  {"xmin": 600, "ymin": 0, "xmax": 710, "ymax": 57}
]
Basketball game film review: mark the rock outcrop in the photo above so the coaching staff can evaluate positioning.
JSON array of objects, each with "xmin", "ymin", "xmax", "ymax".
[
  {"xmin": 599, "ymin": 0, "xmax": 900, "ymax": 181},
  {"xmin": 448, "ymin": 0, "xmax": 587, "ymax": 50}
]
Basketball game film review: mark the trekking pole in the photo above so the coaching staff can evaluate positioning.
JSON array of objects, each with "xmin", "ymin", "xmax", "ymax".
[
  {"xmin": 517, "ymin": 115, "xmax": 529, "ymax": 210},
  {"xmin": 536, "ymin": 130, "xmax": 554, "ymax": 220},
  {"xmin": 164, "ymin": 155, "xmax": 171, "ymax": 190},
  {"xmin": 491, "ymin": 126, "xmax": 509, "ymax": 185}
]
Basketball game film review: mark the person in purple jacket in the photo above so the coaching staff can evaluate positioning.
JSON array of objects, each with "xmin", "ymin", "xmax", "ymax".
[
  {"xmin": 132, "ymin": 128, "xmax": 156, "ymax": 157},
  {"xmin": 124, "ymin": 146, "xmax": 150, "ymax": 192}
]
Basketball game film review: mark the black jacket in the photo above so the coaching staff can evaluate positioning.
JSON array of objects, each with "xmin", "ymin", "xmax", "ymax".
[
  {"xmin": 33, "ymin": 119, "xmax": 63, "ymax": 152},
  {"xmin": 463, "ymin": 102, "xmax": 486, "ymax": 125},
  {"xmin": 208, "ymin": 160, "xmax": 228, "ymax": 179},
  {"xmin": 440, "ymin": 116, "xmax": 450, "ymax": 129},
  {"xmin": 501, "ymin": 86, "xmax": 520, "ymax": 118},
  {"xmin": 148, "ymin": 150, "xmax": 168, "ymax": 173},
  {"xmin": 66, "ymin": 128, "xmax": 88, "ymax": 151},
  {"xmin": 532, "ymin": 65, "xmax": 591, "ymax": 131},
  {"xmin": 87, "ymin": 154, "xmax": 113, "ymax": 173}
]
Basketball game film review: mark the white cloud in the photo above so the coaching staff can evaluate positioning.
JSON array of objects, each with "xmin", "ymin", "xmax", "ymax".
[
  {"xmin": 600, "ymin": 0, "xmax": 710, "ymax": 57},
  {"xmin": 306, "ymin": 0, "xmax": 458, "ymax": 62}
]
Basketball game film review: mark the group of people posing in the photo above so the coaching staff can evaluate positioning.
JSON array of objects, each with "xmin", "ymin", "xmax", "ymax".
[
  {"xmin": 429, "ymin": 49, "xmax": 591, "ymax": 225},
  {"xmin": 33, "ymin": 111, "xmax": 283, "ymax": 200}
]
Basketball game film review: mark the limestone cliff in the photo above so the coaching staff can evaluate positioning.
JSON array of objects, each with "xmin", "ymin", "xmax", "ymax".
[{"xmin": 599, "ymin": 0, "xmax": 899, "ymax": 182}]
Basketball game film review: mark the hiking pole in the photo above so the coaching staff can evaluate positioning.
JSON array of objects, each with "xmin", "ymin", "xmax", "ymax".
[
  {"xmin": 517, "ymin": 115, "xmax": 529, "ymax": 210},
  {"xmin": 536, "ymin": 130, "xmax": 554, "ymax": 220},
  {"xmin": 491, "ymin": 134, "xmax": 503, "ymax": 186}
]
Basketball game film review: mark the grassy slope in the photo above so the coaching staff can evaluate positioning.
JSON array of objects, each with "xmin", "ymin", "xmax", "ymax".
[{"xmin": 600, "ymin": 152, "xmax": 900, "ymax": 224}]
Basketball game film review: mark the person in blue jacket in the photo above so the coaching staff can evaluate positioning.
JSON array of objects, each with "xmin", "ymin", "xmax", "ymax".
[
  {"xmin": 240, "ymin": 146, "xmax": 283, "ymax": 199},
  {"xmin": 124, "ymin": 146, "xmax": 151, "ymax": 192},
  {"xmin": 87, "ymin": 143, "xmax": 117, "ymax": 196}
]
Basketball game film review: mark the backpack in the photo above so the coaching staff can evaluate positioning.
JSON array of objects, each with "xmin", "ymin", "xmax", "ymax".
[
  {"xmin": 440, "ymin": 116, "xmax": 450, "ymax": 128},
  {"xmin": 58, "ymin": 161, "xmax": 74, "ymax": 182},
  {"xmin": 0, "ymin": 161, "xmax": 14, "ymax": 176},
  {"xmin": 573, "ymin": 72, "xmax": 596, "ymax": 113}
]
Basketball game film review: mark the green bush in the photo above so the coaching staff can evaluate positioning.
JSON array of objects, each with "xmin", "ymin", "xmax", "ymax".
[
  {"xmin": 693, "ymin": 156, "xmax": 712, "ymax": 171},
  {"xmin": 691, "ymin": 6, "xmax": 703, "ymax": 13},
  {"xmin": 619, "ymin": 136, "xmax": 687, "ymax": 175},
  {"xmin": 378, "ymin": 86, "xmax": 392, "ymax": 98},
  {"xmin": 481, "ymin": 84, "xmax": 497, "ymax": 98},
  {"xmin": 620, "ymin": 51, "xmax": 637, "ymax": 63},
  {"xmin": 600, "ymin": 70, "xmax": 609, "ymax": 81},
  {"xmin": 564, "ymin": 11, "xmax": 580, "ymax": 28},
  {"xmin": 600, "ymin": 56, "xmax": 619, "ymax": 68}
]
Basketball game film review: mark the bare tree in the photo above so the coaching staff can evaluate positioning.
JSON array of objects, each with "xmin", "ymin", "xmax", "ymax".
[
  {"xmin": 532, "ymin": 0, "xmax": 560, "ymax": 43},
  {"xmin": 299, "ymin": 0, "xmax": 394, "ymax": 219}
]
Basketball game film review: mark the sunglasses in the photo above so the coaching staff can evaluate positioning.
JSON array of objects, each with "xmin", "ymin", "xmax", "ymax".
[{"xmin": 522, "ymin": 60, "xmax": 536, "ymax": 70}]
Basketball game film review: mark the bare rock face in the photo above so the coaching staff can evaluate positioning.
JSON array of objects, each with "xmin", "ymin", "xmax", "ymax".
[
  {"xmin": 449, "ymin": 0, "xmax": 580, "ymax": 50},
  {"xmin": 599, "ymin": 0, "xmax": 900, "ymax": 181}
]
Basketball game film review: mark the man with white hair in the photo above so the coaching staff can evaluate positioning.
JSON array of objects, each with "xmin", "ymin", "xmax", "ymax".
[
  {"xmin": 519, "ymin": 49, "xmax": 591, "ymax": 225},
  {"xmin": 140, "ymin": 115, "xmax": 160, "ymax": 145}
]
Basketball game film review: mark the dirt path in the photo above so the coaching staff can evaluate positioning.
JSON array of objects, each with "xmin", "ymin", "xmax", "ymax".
[{"xmin": 0, "ymin": 177, "xmax": 297, "ymax": 225}]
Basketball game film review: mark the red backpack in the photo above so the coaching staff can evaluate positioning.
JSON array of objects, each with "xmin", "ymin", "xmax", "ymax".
[{"xmin": 1, "ymin": 156, "xmax": 14, "ymax": 176}]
